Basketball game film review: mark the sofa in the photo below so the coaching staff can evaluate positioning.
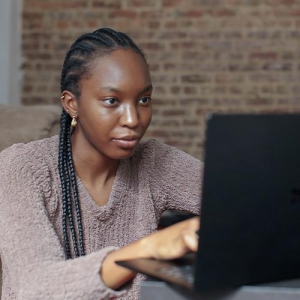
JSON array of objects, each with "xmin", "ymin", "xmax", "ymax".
[
  {"xmin": 0, "ymin": 104, "xmax": 62, "ymax": 298},
  {"xmin": 0, "ymin": 104, "xmax": 62, "ymax": 152}
]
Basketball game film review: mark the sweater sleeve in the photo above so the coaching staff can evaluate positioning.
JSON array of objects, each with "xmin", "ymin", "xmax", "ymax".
[
  {"xmin": 0, "ymin": 146, "xmax": 126, "ymax": 300},
  {"xmin": 144, "ymin": 139, "xmax": 204, "ymax": 215}
]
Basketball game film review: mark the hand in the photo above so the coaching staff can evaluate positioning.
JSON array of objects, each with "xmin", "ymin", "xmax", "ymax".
[
  {"xmin": 140, "ymin": 216, "xmax": 200, "ymax": 260},
  {"xmin": 101, "ymin": 217, "xmax": 199, "ymax": 289}
]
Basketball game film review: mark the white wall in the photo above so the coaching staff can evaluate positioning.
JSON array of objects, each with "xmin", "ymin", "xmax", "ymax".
[{"xmin": 0, "ymin": 0, "xmax": 22, "ymax": 105}]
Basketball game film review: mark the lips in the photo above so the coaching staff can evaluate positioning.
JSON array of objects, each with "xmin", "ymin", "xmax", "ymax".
[{"xmin": 112, "ymin": 135, "xmax": 140, "ymax": 149}]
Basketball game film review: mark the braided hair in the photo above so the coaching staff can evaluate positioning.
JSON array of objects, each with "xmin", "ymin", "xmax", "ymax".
[{"xmin": 58, "ymin": 28, "xmax": 145, "ymax": 259}]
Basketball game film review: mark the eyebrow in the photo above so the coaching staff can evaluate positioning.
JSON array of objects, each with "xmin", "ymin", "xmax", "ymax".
[{"xmin": 102, "ymin": 84, "xmax": 153, "ymax": 94}]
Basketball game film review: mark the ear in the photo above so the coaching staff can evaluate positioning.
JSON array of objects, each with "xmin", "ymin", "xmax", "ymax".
[{"xmin": 60, "ymin": 91, "xmax": 78, "ymax": 117}]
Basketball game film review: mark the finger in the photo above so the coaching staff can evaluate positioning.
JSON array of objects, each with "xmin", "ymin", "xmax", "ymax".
[
  {"xmin": 182, "ymin": 229, "xmax": 198, "ymax": 252},
  {"xmin": 188, "ymin": 216, "xmax": 200, "ymax": 230}
]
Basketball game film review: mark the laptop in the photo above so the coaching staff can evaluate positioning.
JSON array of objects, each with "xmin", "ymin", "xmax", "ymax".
[{"xmin": 116, "ymin": 113, "xmax": 300, "ymax": 293}]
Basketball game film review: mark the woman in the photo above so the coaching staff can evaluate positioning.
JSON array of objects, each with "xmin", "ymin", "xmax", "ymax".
[{"xmin": 0, "ymin": 28, "xmax": 203, "ymax": 299}]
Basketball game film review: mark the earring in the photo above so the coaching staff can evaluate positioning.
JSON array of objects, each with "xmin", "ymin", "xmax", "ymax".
[{"xmin": 71, "ymin": 115, "xmax": 77, "ymax": 127}]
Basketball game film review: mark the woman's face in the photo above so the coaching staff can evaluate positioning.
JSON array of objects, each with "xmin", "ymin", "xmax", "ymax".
[{"xmin": 72, "ymin": 48, "xmax": 153, "ymax": 161}]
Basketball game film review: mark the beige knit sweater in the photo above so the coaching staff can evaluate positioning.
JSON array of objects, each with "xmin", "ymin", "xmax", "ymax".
[{"xmin": 0, "ymin": 136, "xmax": 203, "ymax": 300}]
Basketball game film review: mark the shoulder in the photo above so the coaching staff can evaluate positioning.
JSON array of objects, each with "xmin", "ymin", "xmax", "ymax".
[
  {"xmin": 133, "ymin": 138, "xmax": 202, "ymax": 169},
  {"xmin": 0, "ymin": 135, "xmax": 59, "ymax": 180},
  {"xmin": 0, "ymin": 136, "xmax": 60, "ymax": 218},
  {"xmin": 135, "ymin": 138, "xmax": 178, "ymax": 156}
]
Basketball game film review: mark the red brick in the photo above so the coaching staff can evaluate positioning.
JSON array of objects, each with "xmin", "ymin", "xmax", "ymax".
[
  {"xmin": 153, "ymin": 98, "xmax": 177, "ymax": 106},
  {"xmin": 165, "ymin": 21, "xmax": 177, "ymax": 29},
  {"xmin": 153, "ymin": 86, "xmax": 166, "ymax": 94},
  {"xmin": 148, "ymin": 63, "xmax": 160, "ymax": 71},
  {"xmin": 26, "ymin": 53, "xmax": 52, "ymax": 60},
  {"xmin": 109, "ymin": 10, "xmax": 137, "ymax": 18},
  {"xmin": 213, "ymin": 98, "xmax": 242, "ymax": 105},
  {"xmin": 148, "ymin": 22, "xmax": 160, "ymax": 29},
  {"xmin": 183, "ymin": 10, "xmax": 204, "ymax": 18},
  {"xmin": 182, "ymin": 75, "xmax": 210, "ymax": 83},
  {"xmin": 250, "ymin": 52, "xmax": 278, "ymax": 60},
  {"xmin": 214, "ymin": 9, "xmax": 236, "ymax": 17},
  {"xmin": 151, "ymin": 75, "xmax": 177, "ymax": 83},
  {"xmin": 22, "ymin": 12, "xmax": 43, "ymax": 20},
  {"xmin": 27, "ymin": 1, "xmax": 87, "ymax": 9},
  {"xmin": 140, "ymin": 11, "xmax": 164, "ymax": 18},
  {"xmin": 22, "ymin": 42, "xmax": 40, "ymax": 51},
  {"xmin": 56, "ymin": 21, "xmax": 69, "ymax": 30},
  {"xmin": 280, "ymin": 0, "xmax": 295, "ymax": 4},
  {"xmin": 170, "ymin": 86, "xmax": 181, "ymax": 94},
  {"xmin": 158, "ymin": 31, "xmax": 187, "ymax": 39},
  {"xmin": 170, "ymin": 42, "xmax": 196, "ymax": 49},
  {"xmin": 162, "ymin": 109, "xmax": 186, "ymax": 116},
  {"xmin": 229, "ymin": 87, "xmax": 243, "ymax": 94},
  {"xmin": 148, "ymin": 130, "xmax": 169, "ymax": 138},
  {"xmin": 164, "ymin": 63, "xmax": 176, "ymax": 71},
  {"xmin": 162, "ymin": 0, "xmax": 186, "ymax": 7},
  {"xmin": 92, "ymin": 1, "xmax": 122, "ymax": 9},
  {"xmin": 184, "ymin": 87, "xmax": 197, "ymax": 94},
  {"xmin": 180, "ymin": 98, "xmax": 209, "ymax": 105},
  {"xmin": 183, "ymin": 119, "xmax": 199, "ymax": 126},
  {"xmin": 23, "ymin": 85, "xmax": 33, "ymax": 93},
  {"xmin": 139, "ymin": 42, "xmax": 164, "ymax": 51},
  {"xmin": 127, "ymin": 0, "xmax": 157, "ymax": 6}
]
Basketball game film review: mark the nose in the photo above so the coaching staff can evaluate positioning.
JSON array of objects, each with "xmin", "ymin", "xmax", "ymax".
[{"xmin": 120, "ymin": 104, "xmax": 139, "ymax": 128}]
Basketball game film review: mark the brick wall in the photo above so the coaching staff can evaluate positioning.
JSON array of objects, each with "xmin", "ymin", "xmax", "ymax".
[{"xmin": 22, "ymin": 0, "xmax": 300, "ymax": 159}]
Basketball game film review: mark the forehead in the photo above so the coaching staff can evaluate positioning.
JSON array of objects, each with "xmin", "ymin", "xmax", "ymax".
[{"xmin": 83, "ymin": 49, "xmax": 151, "ymax": 90}]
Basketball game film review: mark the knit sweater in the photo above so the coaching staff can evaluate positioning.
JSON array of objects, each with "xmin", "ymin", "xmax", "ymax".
[{"xmin": 0, "ymin": 136, "xmax": 203, "ymax": 300}]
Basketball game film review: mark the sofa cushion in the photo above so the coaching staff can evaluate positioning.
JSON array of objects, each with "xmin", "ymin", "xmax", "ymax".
[
  {"xmin": 0, "ymin": 104, "xmax": 62, "ymax": 152},
  {"xmin": 0, "ymin": 104, "xmax": 62, "ymax": 298}
]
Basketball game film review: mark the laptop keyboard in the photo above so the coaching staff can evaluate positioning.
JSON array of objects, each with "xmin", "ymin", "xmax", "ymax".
[{"xmin": 156, "ymin": 264, "xmax": 195, "ymax": 284}]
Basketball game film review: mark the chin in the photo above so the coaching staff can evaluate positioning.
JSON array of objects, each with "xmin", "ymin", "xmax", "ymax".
[
  {"xmin": 109, "ymin": 148, "xmax": 137, "ymax": 160},
  {"xmin": 118, "ymin": 150, "xmax": 136, "ymax": 159}
]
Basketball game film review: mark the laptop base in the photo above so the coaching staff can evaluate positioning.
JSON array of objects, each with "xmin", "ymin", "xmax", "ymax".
[{"xmin": 140, "ymin": 277, "xmax": 300, "ymax": 300}]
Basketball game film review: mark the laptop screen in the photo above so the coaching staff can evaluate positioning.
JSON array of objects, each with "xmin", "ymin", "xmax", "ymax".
[{"xmin": 195, "ymin": 113, "xmax": 300, "ymax": 291}]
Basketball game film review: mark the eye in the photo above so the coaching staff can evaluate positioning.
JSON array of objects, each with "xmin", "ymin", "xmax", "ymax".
[
  {"xmin": 139, "ymin": 96, "xmax": 151, "ymax": 105},
  {"xmin": 103, "ymin": 98, "xmax": 118, "ymax": 105}
]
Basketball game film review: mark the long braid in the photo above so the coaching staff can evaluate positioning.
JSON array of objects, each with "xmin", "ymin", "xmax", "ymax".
[
  {"xmin": 58, "ymin": 28, "xmax": 145, "ymax": 258},
  {"xmin": 58, "ymin": 111, "xmax": 72, "ymax": 259},
  {"xmin": 64, "ymin": 130, "xmax": 79, "ymax": 258},
  {"xmin": 66, "ymin": 132, "xmax": 84, "ymax": 256}
]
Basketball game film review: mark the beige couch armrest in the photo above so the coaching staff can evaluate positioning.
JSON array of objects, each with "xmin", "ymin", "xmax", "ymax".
[{"xmin": 0, "ymin": 104, "xmax": 61, "ymax": 152}]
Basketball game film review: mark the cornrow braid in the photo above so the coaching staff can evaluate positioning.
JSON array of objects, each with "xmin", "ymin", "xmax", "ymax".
[
  {"xmin": 58, "ymin": 28, "xmax": 145, "ymax": 259},
  {"xmin": 60, "ymin": 28, "xmax": 145, "ymax": 97}
]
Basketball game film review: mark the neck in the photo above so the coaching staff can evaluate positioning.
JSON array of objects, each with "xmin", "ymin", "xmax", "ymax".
[{"xmin": 71, "ymin": 134, "xmax": 119, "ymax": 186}]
